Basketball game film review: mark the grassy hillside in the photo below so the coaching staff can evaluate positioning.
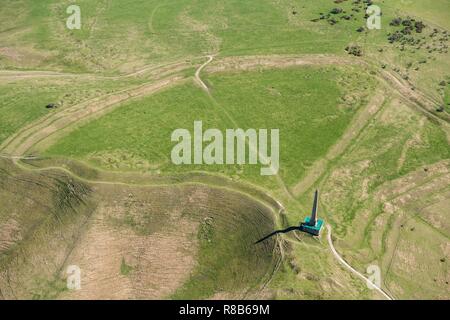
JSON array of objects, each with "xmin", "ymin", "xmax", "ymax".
[
  {"xmin": 0, "ymin": 0, "xmax": 355, "ymax": 73},
  {"xmin": 0, "ymin": 76, "xmax": 147, "ymax": 144},
  {"xmin": 318, "ymin": 98, "xmax": 450, "ymax": 299},
  {"xmin": 0, "ymin": 159, "xmax": 95, "ymax": 299},
  {"xmin": 0, "ymin": 0, "xmax": 448, "ymax": 300},
  {"xmin": 0, "ymin": 159, "xmax": 281, "ymax": 299},
  {"xmin": 44, "ymin": 66, "xmax": 375, "ymax": 189}
]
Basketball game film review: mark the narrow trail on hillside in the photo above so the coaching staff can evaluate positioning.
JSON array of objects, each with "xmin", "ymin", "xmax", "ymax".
[
  {"xmin": 195, "ymin": 55, "xmax": 214, "ymax": 91},
  {"xmin": 0, "ymin": 59, "xmax": 194, "ymax": 81},
  {"xmin": 0, "ymin": 70, "xmax": 81, "ymax": 79},
  {"xmin": 148, "ymin": 0, "xmax": 168, "ymax": 34},
  {"xmin": 326, "ymin": 225, "xmax": 394, "ymax": 300},
  {"xmin": 0, "ymin": 154, "xmax": 38, "ymax": 160}
]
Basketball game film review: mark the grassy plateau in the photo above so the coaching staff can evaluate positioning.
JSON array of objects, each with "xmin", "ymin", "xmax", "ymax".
[{"xmin": 0, "ymin": 0, "xmax": 449, "ymax": 299}]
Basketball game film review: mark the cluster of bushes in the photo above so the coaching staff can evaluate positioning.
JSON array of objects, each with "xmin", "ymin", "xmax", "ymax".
[
  {"xmin": 345, "ymin": 44, "xmax": 363, "ymax": 56},
  {"xmin": 389, "ymin": 17, "xmax": 425, "ymax": 33},
  {"xmin": 387, "ymin": 16, "xmax": 448, "ymax": 54},
  {"xmin": 310, "ymin": 0, "xmax": 374, "ymax": 32}
]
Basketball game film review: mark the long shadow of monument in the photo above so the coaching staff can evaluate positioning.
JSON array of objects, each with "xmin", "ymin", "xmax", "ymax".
[
  {"xmin": 254, "ymin": 226, "xmax": 300, "ymax": 244},
  {"xmin": 254, "ymin": 190, "xmax": 324, "ymax": 244}
]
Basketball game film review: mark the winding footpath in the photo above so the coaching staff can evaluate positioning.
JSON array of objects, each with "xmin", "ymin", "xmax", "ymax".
[
  {"xmin": 326, "ymin": 225, "xmax": 394, "ymax": 300},
  {"xmin": 194, "ymin": 55, "xmax": 214, "ymax": 92}
]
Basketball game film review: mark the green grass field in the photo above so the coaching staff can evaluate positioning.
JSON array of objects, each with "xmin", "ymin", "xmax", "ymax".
[
  {"xmin": 45, "ymin": 66, "xmax": 375, "ymax": 190},
  {"xmin": 0, "ymin": 0, "xmax": 379, "ymax": 73},
  {"xmin": 0, "ymin": 76, "xmax": 147, "ymax": 144},
  {"xmin": 0, "ymin": 0, "xmax": 449, "ymax": 300}
]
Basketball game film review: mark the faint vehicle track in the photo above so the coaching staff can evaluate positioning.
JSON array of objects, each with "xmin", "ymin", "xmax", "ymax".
[
  {"xmin": 0, "ymin": 59, "xmax": 193, "ymax": 81},
  {"xmin": 205, "ymin": 54, "xmax": 360, "ymax": 73},
  {"xmin": 0, "ymin": 70, "xmax": 82, "ymax": 79},
  {"xmin": 0, "ymin": 154, "xmax": 38, "ymax": 160},
  {"xmin": 148, "ymin": 0, "xmax": 168, "ymax": 34}
]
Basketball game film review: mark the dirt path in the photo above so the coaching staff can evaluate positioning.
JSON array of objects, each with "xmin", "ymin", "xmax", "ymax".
[
  {"xmin": 0, "ymin": 70, "xmax": 83, "ymax": 79},
  {"xmin": 0, "ymin": 54, "xmax": 357, "ymax": 81},
  {"xmin": 0, "ymin": 154, "xmax": 38, "ymax": 160},
  {"xmin": 205, "ymin": 54, "xmax": 360, "ymax": 73},
  {"xmin": 0, "ymin": 59, "xmax": 193, "ymax": 82},
  {"xmin": 148, "ymin": 0, "xmax": 167, "ymax": 34},
  {"xmin": 194, "ymin": 55, "xmax": 214, "ymax": 91},
  {"xmin": 326, "ymin": 225, "xmax": 393, "ymax": 300}
]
